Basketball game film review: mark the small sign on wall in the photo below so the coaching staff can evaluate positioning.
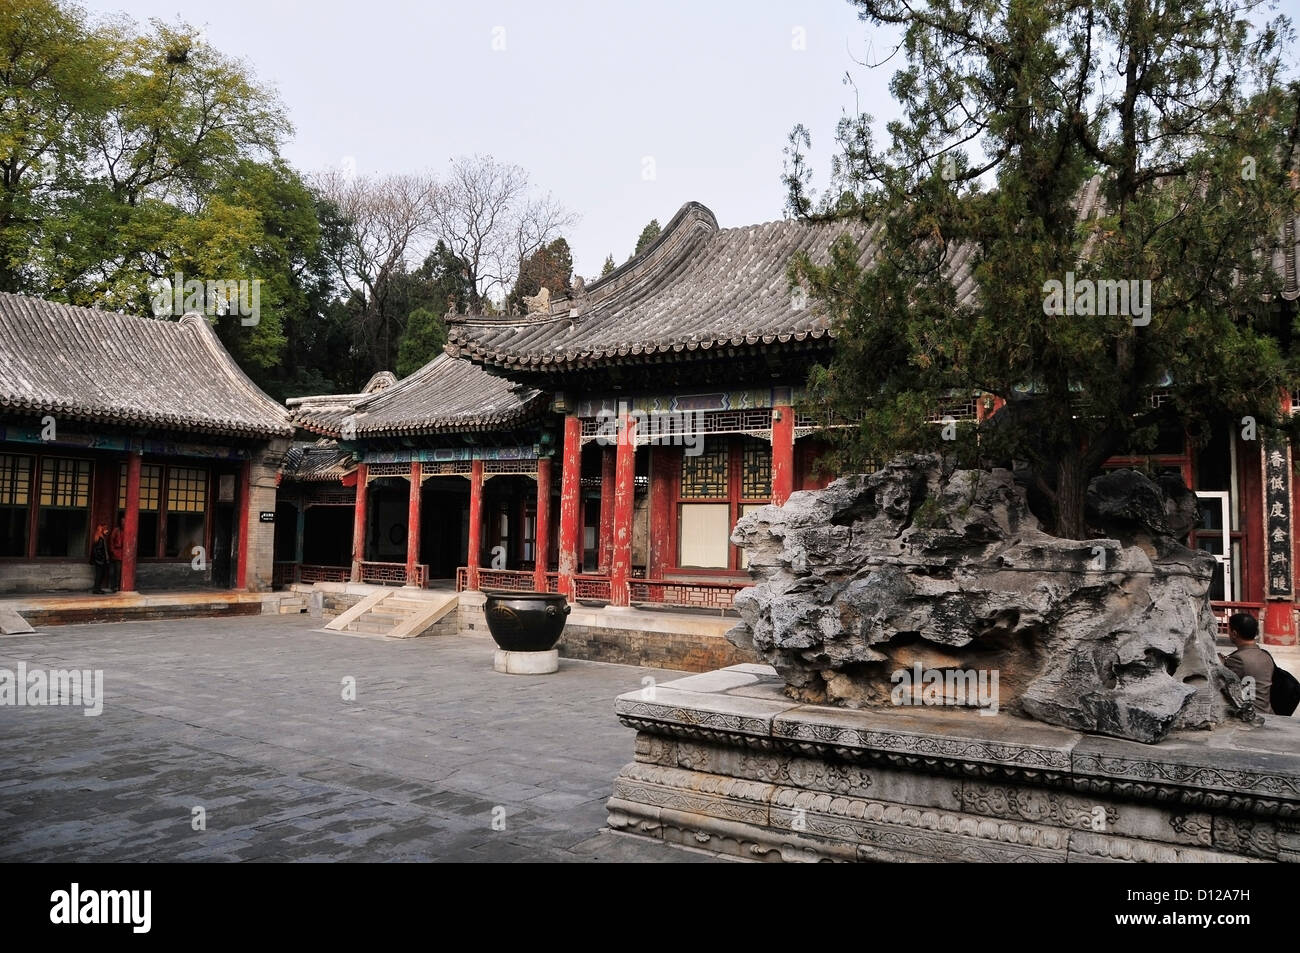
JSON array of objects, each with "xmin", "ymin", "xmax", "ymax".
[
  {"xmin": 219, "ymin": 474, "xmax": 236, "ymax": 503},
  {"xmin": 1263, "ymin": 436, "xmax": 1292, "ymax": 598},
  {"xmin": 259, "ymin": 511, "xmax": 275, "ymax": 523}
]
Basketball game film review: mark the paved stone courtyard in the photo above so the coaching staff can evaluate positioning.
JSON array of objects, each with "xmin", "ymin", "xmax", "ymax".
[{"xmin": 0, "ymin": 616, "xmax": 723, "ymax": 862}]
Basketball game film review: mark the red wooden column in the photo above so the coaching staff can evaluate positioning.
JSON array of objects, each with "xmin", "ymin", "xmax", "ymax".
[
  {"xmin": 610, "ymin": 410, "xmax": 636, "ymax": 607},
  {"xmin": 534, "ymin": 457, "xmax": 552, "ymax": 592},
  {"xmin": 350, "ymin": 463, "xmax": 368, "ymax": 582},
  {"xmin": 467, "ymin": 458, "xmax": 484, "ymax": 590},
  {"xmin": 648, "ymin": 445, "xmax": 678, "ymax": 580},
  {"xmin": 235, "ymin": 457, "xmax": 251, "ymax": 590},
  {"xmin": 406, "ymin": 462, "xmax": 422, "ymax": 586},
  {"xmin": 598, "ymin": 447, "xmax": 616, "ymax": 571},
  {"xmin": 772, "ymin": 404, "xmax": 795, "ymax": 506},
  {"xmin": 120, "ymin": 451, "xmax": 142, "ymax": 593},
  {"xmin": 558, "ymin": 415, "xmax": 582, "ymax": 597}
]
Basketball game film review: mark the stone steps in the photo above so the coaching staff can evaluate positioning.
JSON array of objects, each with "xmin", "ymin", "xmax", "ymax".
[{"xmin": 320, "ymin": 587, "xmax": 458, "ymax": 638}]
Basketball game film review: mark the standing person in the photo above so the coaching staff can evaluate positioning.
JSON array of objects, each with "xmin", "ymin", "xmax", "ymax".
[
  {"xmin": 108, "ymin": 516, "xmax": 124, "ymax": 593},
  {"xmin": 90, "ymin": 524, "xmax": 110, "ymax": 594},
  {"xmin": 1221, "ymin": 613, "xmax": 1272, "ymax": 715}
]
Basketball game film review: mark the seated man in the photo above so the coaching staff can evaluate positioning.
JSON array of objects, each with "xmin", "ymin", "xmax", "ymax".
[{"xmin": 1221, "ymin": 613, "xmax": 1272, "ymax": 714}]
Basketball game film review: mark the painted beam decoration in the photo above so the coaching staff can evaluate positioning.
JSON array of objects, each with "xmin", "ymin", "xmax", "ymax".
[
  {"xmin": 1264, "ymin": 435, "xmax": 1293, "ymax": 598},
  {"xmin": 574, "ymin": 386, "xmax": 799, "ymax": 418},
  {"xmin": 361, "ymin": 445, "xmax": 537, "ymax": 464},
  {"xmin": 0, "ymin": 425, "xmax": 251, "ymax": 459}
]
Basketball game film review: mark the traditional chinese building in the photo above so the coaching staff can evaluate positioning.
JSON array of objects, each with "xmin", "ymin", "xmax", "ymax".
[
  {"xmin": 284, "ymin": 354, "xmax": 551, "ymax": 590},
  {"xmin": 442, "ymin": 201, "xmax": 870, "ymax": 615},
  {"xmin": 283, "ymin": 198, "xmax": 1300, "ymax": 656},
  {"xmin": 0, "ymin": 293, "xmax": 293, "ymax": 594}
]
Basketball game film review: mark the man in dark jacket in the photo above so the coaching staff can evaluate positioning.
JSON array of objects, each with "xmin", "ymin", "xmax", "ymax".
[{"xmin": 1222, "ymin": 613, "xmax": 1272, "ymax": 715}]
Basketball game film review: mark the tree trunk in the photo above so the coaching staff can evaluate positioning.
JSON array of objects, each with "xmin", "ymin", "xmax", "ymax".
[{"xmin": 1053, "ymin": 450, "xmax": 1088, "ymax": 540}]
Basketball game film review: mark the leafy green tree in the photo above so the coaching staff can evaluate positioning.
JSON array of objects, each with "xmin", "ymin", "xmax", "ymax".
[
  {"xmin": 33, "ymin": 15, "xmax": 288, "ymax": 306},
  {"xmin": 790, "ymin": 0, "xmax": 1300, "ymax": 538},
  {"xmin": 0, "ymin": 0, "xmax": 121, "ymax": 293},
  {"xmin": 632, "ymin": 219, "xmax": 660, "ymax": 258},
  {"xmin": 393, "ymin": 241, "xmax": 471, "ymax": 376},
  {"xmin": 207, "ymin": 159, "xmax": 337, "ymax": 391},
  {"xmin": 507, "ymin": 236, "xmax": 572, "ymax": 315},
  {"xmin": 396, "ymin": 307, "xmax": 446, "ymax": 377},
  {"xmin": 600, "ymin": 254, "xmax": 616, "ymax": 278}
]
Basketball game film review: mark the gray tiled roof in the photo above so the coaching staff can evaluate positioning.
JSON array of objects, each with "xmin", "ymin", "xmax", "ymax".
[
  {"xmin": 447, "ymin": 185, "xmax": 1300, "ymax": 376},
  {"xmin": 289, "ymin": 354, "xmax": 542, "ymax": 438},
  {"xmin": 286, "ymin": 371, "xmax": 396, "ymax": 436},
  {"xmin": 281, "ymin": 442, "xmax": 356, "ymax": 481},
  {"xmin": 0, "ymin": 293, "xmax": 292, "ymax": 438},
  {"xmin": 444, "ymin": 202, "xmax": 892, "ymax": 373},
  {"xmin": 1069, "ymin": 175, "xmax": 1300, "ymax": 299}
]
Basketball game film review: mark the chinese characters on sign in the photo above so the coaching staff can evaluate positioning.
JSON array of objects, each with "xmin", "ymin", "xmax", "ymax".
[{"xmin": 1263, "ymin": 437, "xmax": 1292, "ymax": 598}]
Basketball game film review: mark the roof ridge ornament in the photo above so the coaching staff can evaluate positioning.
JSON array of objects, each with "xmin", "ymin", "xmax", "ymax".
[{"xmin": 522, "ymin": 286, "xmax": 550, "ymax": 316}]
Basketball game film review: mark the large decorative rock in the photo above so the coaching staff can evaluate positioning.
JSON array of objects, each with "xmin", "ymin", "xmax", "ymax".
[{"xmin": 728, "ymin": 455, "xmax": 1244, "ymax": 744}]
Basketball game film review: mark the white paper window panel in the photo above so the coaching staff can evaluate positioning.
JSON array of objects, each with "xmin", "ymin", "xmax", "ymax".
[{"xmin": 679, "ymin": 503, "xmax": 730, "ymax": 568}]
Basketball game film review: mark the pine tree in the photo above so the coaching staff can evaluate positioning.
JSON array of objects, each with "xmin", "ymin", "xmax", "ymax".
[{"xmin": 791, "ymin": 0, "xmax": 1300, "ymax": 538}]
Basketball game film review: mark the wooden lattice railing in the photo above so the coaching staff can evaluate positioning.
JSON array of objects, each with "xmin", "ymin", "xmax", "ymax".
[
  {"xmin": 455, "ymin": 568, "xmax": 559, "ymax": 593},
  {"xmin": 360, "ymin": 561, "xmax": 426, "ymax": 587},
  {"xmin": 299, "ymin": 564, "xmax": 350, "ymax": 583},
  {"xmin": 630, "ymin": 579, "xmax": 746, "ymax": 610},
  {"xmin": 572, "ymin": 574, "xmax": 612, "ymax": 601}
]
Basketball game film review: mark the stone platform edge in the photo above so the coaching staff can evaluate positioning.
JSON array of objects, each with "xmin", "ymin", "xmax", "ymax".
[
  {"xmin": 458, "ymin": 590, "xmax": 753, "ymax": 672},
  {"xmin": 3, "ymin": 591, "xmax": 297, "ymax": 628},
  {"xmin": 606, "ymin": 664, "xmax": 1300, "ymax": 863}
]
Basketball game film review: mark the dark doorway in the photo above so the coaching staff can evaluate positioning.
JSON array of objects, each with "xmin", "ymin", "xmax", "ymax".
[
  {"xmin": 274, "ymin": 502, "xmax": 297, "ymax": 561},
  {"xmin": 420, "ymin": 478, "xmax": 468, "ymax": 579},
  {"xmin": 212, "ymin": 502, "xmax": 234, "ymax": 588},
  {"xmin": 303, "ymin": 506, "xmax": 353, "ymax": 567}
]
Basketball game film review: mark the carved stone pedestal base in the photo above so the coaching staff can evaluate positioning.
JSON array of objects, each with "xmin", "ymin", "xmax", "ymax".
[
  {"xmin": 606, "ymin": 665, "xmax": 1300, "ymax": 862},
  {"xmin": 493, "ymin": 649, "xmax": 559, "ymax": 675}
]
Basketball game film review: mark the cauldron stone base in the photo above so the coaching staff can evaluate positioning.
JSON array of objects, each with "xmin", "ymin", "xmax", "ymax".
[
  {"xmin": 606, "ymin": 664, "xmax": 1300, "ymax": 862},
  {"xmin": 494, "ymin": 649, "xmax": 559, "ymax": 675}
]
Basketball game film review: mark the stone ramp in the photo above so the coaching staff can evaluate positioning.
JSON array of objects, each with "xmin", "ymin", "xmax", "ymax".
[
  {"xmin": 322, "ymin": 588, "xmax": 457, "ymax": 638},
  {"xmin": 0, "ymin": 590, "xmax": 293, "ymax": 629},
  {"xmin": 0, "ymin": 605, "xmax": 34, "ymax": 634}
]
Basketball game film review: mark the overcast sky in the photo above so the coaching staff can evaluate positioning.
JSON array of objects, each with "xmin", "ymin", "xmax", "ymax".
[
  {"xmin": 80, "ymin": 0, "xmax": 898, "ymax": 279},
  {"xmin": 81, "ymin": 0, "xmax": 1300, "ymax": 281}
]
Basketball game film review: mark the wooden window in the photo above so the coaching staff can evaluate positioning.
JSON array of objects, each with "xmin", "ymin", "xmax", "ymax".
[
  {"xmin": 679, "ymin": 503, "xmax": 731, "ymax": 567},
  {"xmin": 118, "ymin": 463, "xmax": 162, "ymax": 511},
  {"xmin": 741, "ymin": 440, "xmax": 771, "ymax": 499},
  {"xmin": 676, "ymin": 436, "xmax": 773, "ymax": 571},
  {"xmin": 164, "ymin": 466, "xmax": 209, "ymax": 558},
  {"xmin": 0, "ymin": 454, "xmax": 32, "ymax": 557},
  {"xmin": 167, "ymin": 467, "xmax": 207, "ymax": 513},
  {"xmin": 35, "ymin": 457, "xmax": 92, "ymax": 557},
  {"xmin": 119, "ymin": 463, "xmax": 163, "ymax": 557},
  {"xmin": 39, "ymin": 457, "xmax": 90, "ymax": 508},
  {"xmin": 680, "ymin": 445, "xmax": 729, "ymax": 499}
]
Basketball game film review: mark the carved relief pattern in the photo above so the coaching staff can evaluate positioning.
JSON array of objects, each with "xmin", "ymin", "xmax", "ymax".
[
  {"xmin": 960, "ymin": 782, "xmax": 1118, "ymax": 829},
  {"xmin": 1169, "ymin": 813, "xmax": 1213, "ymax": 846}
]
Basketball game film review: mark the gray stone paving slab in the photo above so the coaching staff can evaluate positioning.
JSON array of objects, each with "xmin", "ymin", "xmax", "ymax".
[{"xmin": 0, "ymin": 615, "xmax": 726, "ymax": 862}]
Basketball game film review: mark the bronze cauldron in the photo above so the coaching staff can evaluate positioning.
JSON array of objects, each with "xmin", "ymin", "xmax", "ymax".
[{"xmin": 482, "ymin": 590, "xmax": 571, "ymax": 652}]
